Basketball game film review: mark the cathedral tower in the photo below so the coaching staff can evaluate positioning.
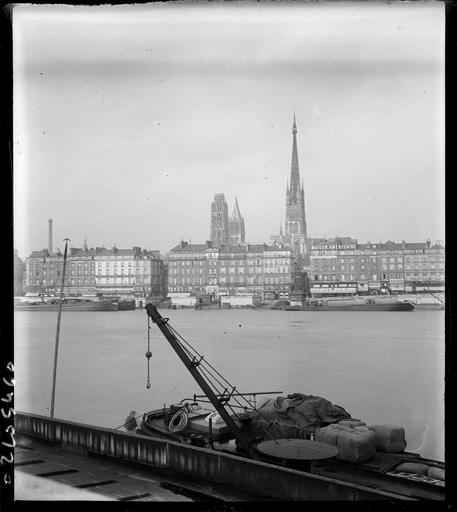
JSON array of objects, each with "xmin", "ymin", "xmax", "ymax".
[
  {"xmin": 285, "ymin": 116, "xmax": 308, "ymax": 256},
  {"xmin": 210, "ymin": 193, "xmax": 230, "ymax": 248},
  {"xmin": 229, "ymin": 197, "xmax": 245, "ymax": 246}
]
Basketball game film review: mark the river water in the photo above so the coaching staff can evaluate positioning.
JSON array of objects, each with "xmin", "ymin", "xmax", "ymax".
[{"xmin": 14, "ymin": 308, "xmax": 445, "ymax": 461}]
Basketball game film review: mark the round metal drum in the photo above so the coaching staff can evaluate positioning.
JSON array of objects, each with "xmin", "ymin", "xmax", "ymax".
[{"xmin": 256, "ymin": 439, "xmax": 338, "ymax": 461}]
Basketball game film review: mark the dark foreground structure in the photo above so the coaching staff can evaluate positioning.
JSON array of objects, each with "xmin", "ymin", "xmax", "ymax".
[{"xmin": 15, "ymin": 412, "xmax": 444, "ymax": 501}]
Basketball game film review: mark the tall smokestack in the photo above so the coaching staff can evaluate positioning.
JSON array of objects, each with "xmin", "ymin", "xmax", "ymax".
[{"xmin": 48, "ymin": 219, "xmax": 53, "ymax": 255}]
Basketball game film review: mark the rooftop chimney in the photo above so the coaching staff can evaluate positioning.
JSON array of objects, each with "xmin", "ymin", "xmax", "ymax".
[{"xmin": 48, "ymin": 219, "xmax": 53, "ymax": 255}]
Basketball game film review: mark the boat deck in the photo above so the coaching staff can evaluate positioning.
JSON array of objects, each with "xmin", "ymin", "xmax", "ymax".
[
  {"xmin": 310, "ymin": 452, "xmax": 445, "ymax": 501},
  {"xmin": 141, "ymin": 407, "xmax": 234, "ymax": 443}
]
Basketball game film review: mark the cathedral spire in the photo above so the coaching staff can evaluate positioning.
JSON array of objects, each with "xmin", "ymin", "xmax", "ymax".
[
  {"xmin": 285, "ymin": 114, "xmax": 308, "ymax": 257},
  {"xmin": 289, "ymin": 115, "xmax": 300, "ymax": 200}
]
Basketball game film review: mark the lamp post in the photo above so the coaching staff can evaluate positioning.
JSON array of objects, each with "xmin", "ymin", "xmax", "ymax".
[{"xmin": 50, "ymin": 238, "xmax": 70, "ymax": 418}]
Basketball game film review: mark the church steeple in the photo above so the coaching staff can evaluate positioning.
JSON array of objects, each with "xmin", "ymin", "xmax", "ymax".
[
  {"xmin": 289, "ymin": 115, "xmax": 301, "ymax": 201},
  {"xmin": 285, "ymin": 115, "xmax": 308, "ymax": 258}
]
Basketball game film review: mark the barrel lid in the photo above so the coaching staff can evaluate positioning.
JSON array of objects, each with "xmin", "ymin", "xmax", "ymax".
[{"xmin": 256, "ymin": 439, "xmax": 338, "ymax": 461}]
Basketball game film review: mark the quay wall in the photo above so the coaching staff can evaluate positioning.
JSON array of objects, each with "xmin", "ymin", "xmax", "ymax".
[{"xmin": 16, "ymin": 412, "xmax": 410, "ymax": 501}]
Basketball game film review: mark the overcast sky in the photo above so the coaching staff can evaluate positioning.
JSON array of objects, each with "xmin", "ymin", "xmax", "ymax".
[{"xmin": 13, "ymin": 1, "xmax": 444, "ymax": 258}]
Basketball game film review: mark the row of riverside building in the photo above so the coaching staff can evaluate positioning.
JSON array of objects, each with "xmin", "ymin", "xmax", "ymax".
[
  {"xmin": 16, "ymin": 236, "xmax": 444, "ymax": 300},
  {"xmin": 18, "ymin": 246, "xmax": 167, "ymax": 299},
  {"xmin": 15, "ymin": 116, "xmax": 444, "ymax": 300},
  {"xmin": 166, "ymin": 237, "xmax": 444, "ymax": 300}
]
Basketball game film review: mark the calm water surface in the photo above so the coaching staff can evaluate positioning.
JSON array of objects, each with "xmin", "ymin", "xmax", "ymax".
[{"xmin": 14, "ymin": 308, "xmax": 445, "ymax": 461}]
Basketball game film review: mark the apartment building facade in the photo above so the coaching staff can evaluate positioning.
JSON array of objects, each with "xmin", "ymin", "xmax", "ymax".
[
  {"xmin": 308, "ymin": 238, "xmax": 444, "ymax": 296},
  {"xmin": 167, "ymin": 241, "xmax": 295, "ymax": 299},
  {"xmin": 22, "ymin": 246, "xmax": 166, "ymax": 298}
]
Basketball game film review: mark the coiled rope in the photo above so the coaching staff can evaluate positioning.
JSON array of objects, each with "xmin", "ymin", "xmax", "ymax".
[{"xmin": 168, "ymin": 407, "xmax": 189, "ymax": 433}]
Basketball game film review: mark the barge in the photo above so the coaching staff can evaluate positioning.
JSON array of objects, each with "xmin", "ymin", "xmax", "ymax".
[
  {"xmin": 14, "ymin": 298, "xmax": 136, "ymax": 312},
  {"xmin": 14, "ymin": 299, "xmax": 119, "ymax": 311},
  {"xmin": 275, "ymin": 297, "xmax": 415, "ymax": 312},
  {"xmin": 136, "ymin": 396, "xmax": 444, "ymax": 501}
]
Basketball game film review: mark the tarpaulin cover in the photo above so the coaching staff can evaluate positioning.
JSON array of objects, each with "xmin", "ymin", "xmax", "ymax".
[{"xmin": 245, "ymin": 393, "xmax": 351, "ymax": 441}]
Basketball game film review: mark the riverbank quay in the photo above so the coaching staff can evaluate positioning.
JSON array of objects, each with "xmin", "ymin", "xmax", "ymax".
[
  {"xmin": 15, "ymin": 412, "xmax": 421, "ymax": 502},
  {"xmin": 15, "ymin": 434, "xmax": 261, "ymax": 502}
]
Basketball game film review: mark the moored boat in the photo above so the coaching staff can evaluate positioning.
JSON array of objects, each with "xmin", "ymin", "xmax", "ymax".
[
  {"xmin": 276, "ymin": 297, "xmax": 415, "ymax": 312},
  {"xmin": 399, "ymin": 292, "xmax": 444, "ymax": 310},
  {"xmin": 411, "ymin": 303, "xmax": 444, "ymax": 311},
  {"xmin": 398, "ymin": 297, "xmax": 444, "ymax": 310},
  {"xmin": 14, "ymin": 299, "xmax": 119, "ymax": 312},
  {"xmin": 117, "ymin": 300, "xmax": 136, "ymax": 311},
  {"xmin": 136, "ymin": 394, "xmax": 444, "ymax": 501},
  {"xmin": 93, "ymin": 300, "xmax": 119, "ymax": 311}
]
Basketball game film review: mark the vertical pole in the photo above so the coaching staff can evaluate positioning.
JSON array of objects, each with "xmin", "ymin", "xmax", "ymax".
[
  {"xmin": 50, "ymin": 238, "xmax": 70, "ymax": 418},
  {"xmin": 209, "ymin": 417, "xmax": 213, "ymax": 449}
]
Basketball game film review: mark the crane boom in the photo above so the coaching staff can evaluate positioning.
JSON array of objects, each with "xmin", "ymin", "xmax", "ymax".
[{"xmin": 145, "ymin": 303, "xmax": 258, "ymax": 458}]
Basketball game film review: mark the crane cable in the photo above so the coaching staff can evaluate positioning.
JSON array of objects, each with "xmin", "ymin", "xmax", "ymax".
[
  {"xmin": 148, "ymin": 311, "xmax": 280, "ymax": 443},
  {"xmin": 145, "ymin": 314, "xmax": 152, "ymax": 389},
  {"xmin": 166, "ymin": 322, "xmax": 280, "ymax": 442}
]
